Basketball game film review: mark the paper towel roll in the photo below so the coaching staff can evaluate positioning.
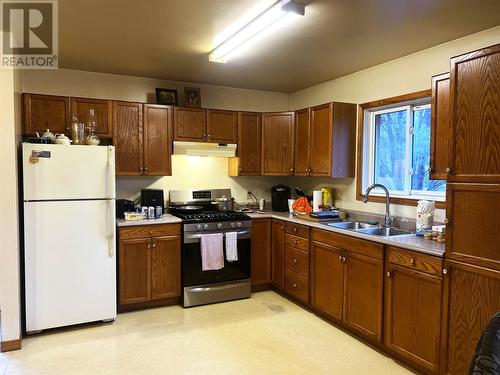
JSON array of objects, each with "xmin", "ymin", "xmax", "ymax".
[{"xmin": 313, "ymin": 191, "xmax": 323, "ymax": 212}]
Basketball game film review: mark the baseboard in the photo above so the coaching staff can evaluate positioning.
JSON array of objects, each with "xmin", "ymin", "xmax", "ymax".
[
  {"xmin": 1, "ymin": 338, "xmax": 22, "ymax": 352},
  {"xmin": 251, "ymin": 283, "xmax": 271, "ymax": 292}
]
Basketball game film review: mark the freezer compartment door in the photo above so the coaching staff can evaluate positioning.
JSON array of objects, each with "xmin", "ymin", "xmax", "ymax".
[
  {"xmin": 22, "ymin": 143, "xmax": 115, "ymax": 201},
  {"xmin": 24, "ymin": 200, "xmax": 116, "ymax": 332}
]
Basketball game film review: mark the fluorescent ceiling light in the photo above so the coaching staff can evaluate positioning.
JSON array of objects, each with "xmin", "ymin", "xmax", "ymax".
[{"xmin": 209, "ymin": 0, "xmax": 305, "ymax": 63}]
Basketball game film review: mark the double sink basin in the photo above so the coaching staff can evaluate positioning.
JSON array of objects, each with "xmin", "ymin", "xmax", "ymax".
[{"xmin": 322, "ymin": 221, "xmax": 413, "ymax": 238}]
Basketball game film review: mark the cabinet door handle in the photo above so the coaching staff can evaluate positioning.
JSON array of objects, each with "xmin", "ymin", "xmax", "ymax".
[
  {"xmin": 238, "ymin": 167, "xmax": 242, "ymax": 172},
  {"xmin": 409, "ymin": 257, "xmax": 415, "ymax": 265},
  {"xmin": 290, "ymin": 168, "xmax": 294, "ymax": 174},
  {"xmin": 442, "ymin": 268, "xmax": 448, "ymax": 275},
  {"xmin": 280, "ymin": 226, "xmax": 284, "ymax": 230},
  {"xmin": 152, "ymin": 243, "xmax": 156, "ymax": 248},
  {"xmin": 445, "ymin": 167, "xmax": 452, "ymax": 174},
  {"xmin": 293, "ymin": 282, "xmax": 297, "ymax": 288},
  {"xmin": 149, "ymin": 230, "xmax": 153, "ymax": 234},
  {"xmin": 444, "ymin": 218, "xmax": 450, "ymax": 224},
  {"xmin": 293, "ymin": 228, "xmax": 297, "ymax": 233},
  {"xmin": 139, "ymin": 166, "xmax": 144, "ymax": 173},
  {"xmin": 207, "ymin": 134, "xmax": 211, "ymax": 139},
  {"xmin": 144, "ymin": 165, "xmax": 149, "ymax": 172},
  {"xmin": 386, "ymin": 271, "xmax": 392, "ymax": 277},
  {"xmin": 342, "ymin": 256, "xmax": 346, "ymax": 262},
  {"xmin": 338, "ymin": 255, "xmax": 342, "ymax": 261},
  {"xmin": 292, "ymin": 240, "xmax": 297, "ymax": 245},
  {"xmin": 293, "ymin": 258, "xmax": 297, "ymax": 264},
  {"xmin": 147, "ymin": 243, "xmax": 151, "ymax": 249}
]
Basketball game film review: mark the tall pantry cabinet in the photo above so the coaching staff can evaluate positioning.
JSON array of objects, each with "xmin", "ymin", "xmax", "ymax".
[{"xmin": 441, "ymin": 43, "xmax": 500, "ymax": 375}]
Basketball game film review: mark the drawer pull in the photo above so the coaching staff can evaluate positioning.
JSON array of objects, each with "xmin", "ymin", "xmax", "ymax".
[
  {"xmin": 293, "ymin": 240, "xmax": 297, "ymax": 245},
  {"xmin": 293, "ymin": 228, "xmax": 297, "ymax": 233},
  {"xmin": 442, "ymin": 268, "xmax": 448, "ymax": 275},
  {"xmin": 147, "ymin": 244, "xmax": 151, "ymax": 249},
  {"xmin": 386, "ymin": 271, "xmax": 392, "ymax": 277},
  {"xmin": 280, "ymin": 226, "xmax": 284, "ymax": 230},
  {"xmin": 293, "ymin": 258, "xmax": 297, "ymax": 264},
  {"xmin": 409, "ymin": 257, "xmax": 415, "ymax": 265},
  {"xmin": 149, "ymin": 230, "xmax": 153, "ymax": 234},
  {"xmin": 293, "ymin": 282, "xmax": 297, "ymax": 288},
  {"xmin": 152, "ymin": 243, "xmax": 156, "ymax": 248}
]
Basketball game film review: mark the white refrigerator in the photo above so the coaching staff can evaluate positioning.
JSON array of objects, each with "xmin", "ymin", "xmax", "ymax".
[{"xmin": 22, "ymin": 143, "xmax": 116, "ymax": 333}]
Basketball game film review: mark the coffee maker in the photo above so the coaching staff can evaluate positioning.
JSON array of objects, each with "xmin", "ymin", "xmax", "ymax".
[{"xmin": 271, "ymin": 185, "xmax": 291, "ymax": 212}]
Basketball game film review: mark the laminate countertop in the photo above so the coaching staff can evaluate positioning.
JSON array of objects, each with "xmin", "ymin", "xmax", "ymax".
[
  {"xmin": 116, "ymin": 214, "xmax": 181, "ymax": 227},
  {"xmin": 247, "ymin": 211, "xmax": 445, "ymax": 258}
]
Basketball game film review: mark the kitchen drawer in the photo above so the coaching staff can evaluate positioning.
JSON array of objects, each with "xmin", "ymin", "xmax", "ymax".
[
  {"xmin": 284, "ymin": 270, "xmax": 309, "ymax": 304},
  {"xmin": 285, "ymin": 222, "xmax": 309, "ymax": 238},
  {"xmin": 387, "ymin": 246, "xmax": 443, "ymax": 277},
  {"xmin": 119, "ymin": 224, "xmax": 181, "ymax": 239},
  {"xmin": 285, "ymin": 233, "xmax": 309, "ymax": 252},
  {"xmin": 285, "ymin": 246, "xmax": 309, "ymax": 277}
]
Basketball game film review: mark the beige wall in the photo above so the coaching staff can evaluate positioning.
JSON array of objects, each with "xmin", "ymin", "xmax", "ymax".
[
  {"xmin": 290, "ymin": 26, "xmax": 500, "ymax": 221},
  {"xmin": 0, "ymin": 54, "xmax": 22, "ymax": 342},
  {"xmin": 21, "ymin": 68, "xmax": 292, "ymax": 203}
]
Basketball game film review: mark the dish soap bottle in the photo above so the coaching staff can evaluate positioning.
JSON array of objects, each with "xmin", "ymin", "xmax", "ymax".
[{"xmin": 85, "ymin": 109, "xmax": 100, "ymax": 145}]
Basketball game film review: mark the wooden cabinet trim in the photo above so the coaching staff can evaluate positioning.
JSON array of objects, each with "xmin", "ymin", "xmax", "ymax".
[
  {"xmin": 387, "ymin": 246, "xmax": 443, "ymax": 277},
  {"xmin": 284, "ymin": 222, "xmax": 309, "ymax": 239},
  {"xmin": 311, "ymin": 229, "xmax": 383, "ymax": 260}
]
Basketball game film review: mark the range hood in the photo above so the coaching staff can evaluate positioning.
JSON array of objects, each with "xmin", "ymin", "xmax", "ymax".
[{"xmin": 173, "ymin": 141, "xmax": 237, "ymax": 157}]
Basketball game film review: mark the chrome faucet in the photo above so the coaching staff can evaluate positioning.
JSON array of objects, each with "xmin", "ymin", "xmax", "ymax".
[{"xmin": 363, "ymin": 184, "xmax": 391, "ymax": 227}]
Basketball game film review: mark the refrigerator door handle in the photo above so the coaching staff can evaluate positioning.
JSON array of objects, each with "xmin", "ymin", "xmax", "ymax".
[
  {"xmin": 107, "ymin": 146, "xmax": 115, "ymax": 199},
  {"xmin": 108, "ymin": 199, "xmax": 114, "ymax": 257}
]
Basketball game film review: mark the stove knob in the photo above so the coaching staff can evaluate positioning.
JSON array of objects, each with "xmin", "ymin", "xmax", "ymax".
[
  {"xmin": 230, "ymin": 222, "xmax": 236, "ymax": 228},
  {"xmin": 217, "ymin": 223, "xmax": 223, "ymax": 229},
  {"xmin": 196, "ymin": 224, "xmax": 202, "ymax": 230},
  {"xmin": 236, "ymin": 222, "xmax": 242, "ymax": 228},
  {"xmin": 203, "ymin": 223, "xmax": 209, "ymax": 230}
]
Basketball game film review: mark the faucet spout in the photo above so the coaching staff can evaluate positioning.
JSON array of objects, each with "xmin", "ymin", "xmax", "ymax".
[{"xmin": 363, "ymin": 184, "xmax": 391, "ymax": 227}]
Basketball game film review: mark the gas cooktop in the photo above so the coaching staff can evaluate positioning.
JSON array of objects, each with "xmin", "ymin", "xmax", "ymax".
[{"xmin": 172, "ymin": 211, "xmax": 251, "ymax": 223}]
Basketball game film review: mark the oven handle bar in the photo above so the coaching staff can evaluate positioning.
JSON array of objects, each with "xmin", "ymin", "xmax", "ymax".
[{"xmin": 184, "ymin": 230, "xmax": 251, "ymax": 244}]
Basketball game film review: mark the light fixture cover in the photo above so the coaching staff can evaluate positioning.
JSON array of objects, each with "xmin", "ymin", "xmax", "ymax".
[{"xmin": 209, "ymin": 0, "xmax": 305, "ymax": 63}]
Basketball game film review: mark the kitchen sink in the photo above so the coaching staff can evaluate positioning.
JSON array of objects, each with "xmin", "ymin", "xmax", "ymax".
[
  {"xmin": 355, "ymin": 227, "xmax": 412, "ymax": 237},
  {"xmin": 325, "ymin": 221, "xmax": 379, "ymax": 230}
]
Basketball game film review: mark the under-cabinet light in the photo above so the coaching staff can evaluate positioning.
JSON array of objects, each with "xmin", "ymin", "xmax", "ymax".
[{"xmin": 209, "ymin": 0, "xmax": 305, "ymax": 63}]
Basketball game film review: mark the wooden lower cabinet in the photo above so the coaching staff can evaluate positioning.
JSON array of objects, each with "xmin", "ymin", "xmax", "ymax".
[
  {"xmin": 151, "ymin": 235, "xmax": 181, "ymax": 300},
  {"xmin": 310, "ymin": 240, "xmax": 344, "ymax": 321},
  {"xmin": 442, "ymin": 260, "xmax": 500, "ymax": 375},
  {"xmin": 251, "ymin": 218, "xmax": 271, "ymax": 287},
  {"xmin": 118, "ymin": 224, "xmax": 181, "ymax": 309},
  {"xmin": 271, "ymin": 219, "xmax": 285, "ymax": 290},
  {"xmin": 385, "ymin": 257, "xmax": 443, "ymax": 373},
  {"xmin": 344, "ymin": 250, "xmax": 383, "ymax": 341},
  {"xmin": 310, "ymin": 229, "xmax": 383, "ymax": 342},
  {"xmin": 119, "ymin": 237, "xmax": 151, "ymax": 305}
]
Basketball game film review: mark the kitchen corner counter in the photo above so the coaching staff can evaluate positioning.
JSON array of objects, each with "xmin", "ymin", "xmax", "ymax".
[
  {"xmin": 247, "ymin": 211, "xmax": 445, "ymax": 257},
  {"xmin": 116, "ymin": 214, "xmax": 182, "ymax": 227}
]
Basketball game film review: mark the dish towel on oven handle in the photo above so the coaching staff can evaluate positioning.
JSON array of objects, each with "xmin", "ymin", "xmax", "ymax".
[
  {"xmin": 200, "ymin": 233, "xmax": 224, "ymax": 271},
  {"xmin": 225, "ymin": 232, "xmax": 238, "ymax": 262}
]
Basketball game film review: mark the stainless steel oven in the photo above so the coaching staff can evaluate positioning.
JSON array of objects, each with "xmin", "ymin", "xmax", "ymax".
[
  {"xmin": 169, "ymin": 189, "xmax": 252, "ymax": 308},
  {"xmin": 182, "ymin": 221, "xmax": 251, "ymax": 307}
]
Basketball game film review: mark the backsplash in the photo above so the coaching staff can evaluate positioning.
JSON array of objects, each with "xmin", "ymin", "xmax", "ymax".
[{"xmin": 116, "ymin": 155, "xmax": 285, "ymax": 204}]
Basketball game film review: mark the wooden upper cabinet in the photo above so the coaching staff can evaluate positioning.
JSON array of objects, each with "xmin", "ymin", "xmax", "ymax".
[
  {"xmin": 70, "ymin": 97, "xmax": 113, "ymax": 138},
  {"xmin": 430, "ymin": 73, "xmax": 450, "ymax": 180},
  {"xmin": 385, "ymin": 248, "xmax": 443, "ymax": 373},
  {"xmin": 442, "ymin": 260, "xmax": 500, "ymax": 375},
  {"xmin": 446, "ymin": 183, "xmax": 500, "ymax": 270},
  {"xmin": 294, "ymin": 102, "xmax": 356, "ymax": 177},
  {"xmin": 119, "ymin": 237, "xmax": 151, "ymax": 305},
  {"xmin": 251, "ymin": 218, "xmax": 272, "ymax": 286},
  {"xmin": 310, "ymin": 103, "xmax": 333, "ymax": 176},
  {"xmin": 113, "ymin": 101, "xmax": 143, "ymax": 176},
  {"xmin": 310, "ymin": 240, "xmax": 344, "ymax": 321},
  {"xmin": 294, "ymin": 108, "xmax": 311, "ymax": 176},
  {"xmin": 143, "ymin": 104, "xmax": 172, "ymax": 176},
  {"xmin": 207, "ymin": 109, "xmax": 237, "ymax": 143},
  {"xmin": 343, "ymin": 250, "xmax": 383, "ymax": 342},
  {"xmin": 261, "ymin": 112, "xmax": 295, "ymax": 176},
  {"xmin": 448, "ymin": 44, "xmax": 500, "ymax": 182},
  {"xmin": 229, "ymin": 112, "xmax": 261, "ymax": 176},
  {"xmin": 173, "ymin": 107, "xmax": 206, "ymax": 141},
  {"xmin": 151, "ymin": 235, "xmax": 181, "ymax": 300},
  {"xmin": 271, "ymin": 219, "xmax": 285, "ymax": 290},
  {"xmin": 23, "ymin": 93, "xmax": 70, "ymax": 135}
]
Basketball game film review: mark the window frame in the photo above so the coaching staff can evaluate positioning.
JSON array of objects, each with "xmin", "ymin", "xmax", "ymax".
[{"xmin": 356, "ymin": 90, "xmax": 446, "ymax": 209}]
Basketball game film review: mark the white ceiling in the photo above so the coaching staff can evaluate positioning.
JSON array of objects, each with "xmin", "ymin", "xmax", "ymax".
[{"xmin": 58, "ymin": 0, "xmax": 500, "ymax": 92}]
